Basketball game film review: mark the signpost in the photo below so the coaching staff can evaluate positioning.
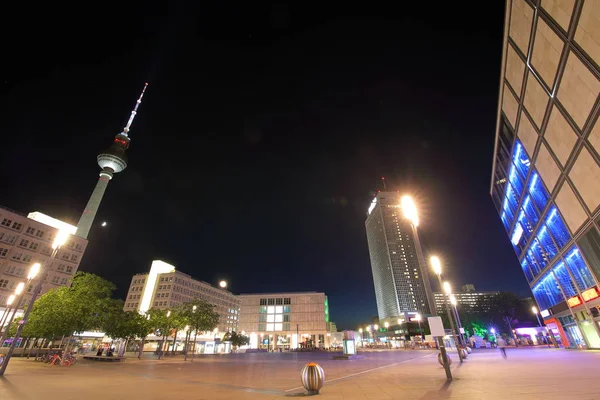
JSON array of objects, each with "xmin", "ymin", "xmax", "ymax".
[{"xmin": 428, "ymin": 316, "xmax": 452, "ymax": 380}]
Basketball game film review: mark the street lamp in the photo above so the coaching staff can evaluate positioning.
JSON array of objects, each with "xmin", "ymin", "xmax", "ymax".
[
  {"xmin": 0, "ymin": 295, "xmax": 16, "ymax": 332},
  {"xmin": 384, "ymin": 322, "xmax": 389, "ymax": 329},
  {"xmin": 401, "ymin": 196, "xmax": 437, "ymax": 317},
  {"xmin": 1, "ymin": 262, "xmax": 41, "ymax": 345},
  {"xmin": 0, "ymin": 231, "xmax": 69, "ymax": 376},
  {"xmin": 219, "ymin": 280, "xmax": 227, "ymax": 289},
  {"xmin": 449, "ymin": 294, "xmax": 465, "ymax": 344},
  {"xmin": 415, "ymin": 314, "xmax": 422, "ymax": 342},
  {"xmin": 430, "ymin": 256, "xmax": 463, "ymax": 363},
  {"xmin": 359, "ymin": 328, "xmax": 363, "ymax": 347}
]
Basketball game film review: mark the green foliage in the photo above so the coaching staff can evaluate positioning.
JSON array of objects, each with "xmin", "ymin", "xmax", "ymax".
[
  {"xmin": 23, "ymin": 272, "xmax": 116, "ymax": 338},
  {"xmin": 179, "ymin": 299, "xmax": 220, "ymax": 335},
  {"xmin": 223, "ymin": 331, "xmax": 249, "ymax": 348},
  {"xmin": 102, "ymin": 301, "xmax": 152, "ymax": 341}
]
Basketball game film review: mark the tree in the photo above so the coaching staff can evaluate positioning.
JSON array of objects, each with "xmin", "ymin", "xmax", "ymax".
[
  {"xmin": 24, "ymin": 272, "xmax": 116, "ymax": 349},
  {"xmin": 179, "ymin": 299, "xmax": 220, "ymax": 361},
  {"xmin": 146, "ymin": 308, "xmax": 176, "ymax": 360},
  {"xmin": 223, "ymin": 331, "xmax": 249, "ymax": 350},
  {"xmin": 489, "ymin": 292, "xmax": 528, "ymax": 345}
]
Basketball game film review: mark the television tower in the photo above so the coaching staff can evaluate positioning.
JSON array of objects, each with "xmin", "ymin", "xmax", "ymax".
[{"xmin": 75, "ymin": 83, "xmax": 148, "ymax": 239}]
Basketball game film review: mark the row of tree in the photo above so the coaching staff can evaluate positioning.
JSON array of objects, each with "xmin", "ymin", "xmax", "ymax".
[{"xmin": 8, "ymin": 272, "xmax": 247, "ymax": 359}]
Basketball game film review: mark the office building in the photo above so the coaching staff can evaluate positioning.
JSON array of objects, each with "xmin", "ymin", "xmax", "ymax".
[
  {"xmin": 124, "ymin": 260, "xmax": 240, "ymax": 333},
  {"xmin": 491, "ymin": 0, "xmax": 600, "ymax": 348},
  {"xmin": 238, "ymin": 292, "xmax": 331, "ymax": 350},
  {"xmin": 0, "ymin": 206, "xmax": 88, "ymax": 312},
  {"xmin": 433, "ymin": 285, "xmax": 498, "ymax": 316},
  {"xmin": 76, "ymin": 84, "xmax": 148, "ymax": 239},
  {"xmin": 365, "ymin": 192, "xmax": 435, "ymax": 320},
  {"xmin": 327, "ymin": 321, "xmax": 338, "ymax": 332}
]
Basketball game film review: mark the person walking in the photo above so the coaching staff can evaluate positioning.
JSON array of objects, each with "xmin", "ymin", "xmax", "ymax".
[{"xmin": 497, "ymin": 337, "xmax": 507, "ymax": 359}]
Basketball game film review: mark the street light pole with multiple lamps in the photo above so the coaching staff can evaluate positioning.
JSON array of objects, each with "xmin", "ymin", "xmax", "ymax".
[{"xmin": 0, "ymin": 230, "xmax": 69, "ymax": 376}]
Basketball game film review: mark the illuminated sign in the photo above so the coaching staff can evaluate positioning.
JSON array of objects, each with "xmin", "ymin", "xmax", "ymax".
[
  {"xmin": 540, "ymin": 309, "xmax": 550, "ymax": 318},
  {"xmin": 567, "ymin": 296, "xmax": 582, "ymax": 308},
  {"xmin": 582, "ymin": 287, "xmax": 600, "ymax": 302}
]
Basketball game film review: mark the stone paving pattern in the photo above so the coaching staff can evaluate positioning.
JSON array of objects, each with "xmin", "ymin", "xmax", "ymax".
[{"xmin": 0, "ymin": 347, "xmax": 598, "ymax": 399}]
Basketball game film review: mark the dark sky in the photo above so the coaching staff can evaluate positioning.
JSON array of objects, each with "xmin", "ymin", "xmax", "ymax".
[{"xmin": 0, "ymin": 2, "xmax": 530, "ymax": 329}]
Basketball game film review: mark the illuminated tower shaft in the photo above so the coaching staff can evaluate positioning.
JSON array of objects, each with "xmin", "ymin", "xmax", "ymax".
[{"xmin": 76, "ymin": 83, "xmax": 148, "ymax": 239}]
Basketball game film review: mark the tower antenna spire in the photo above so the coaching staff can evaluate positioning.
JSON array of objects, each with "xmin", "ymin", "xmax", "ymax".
[
  {"xmin": 381, "ymin": 176, "xmax": 387, "ymax": 191},
  {"xmin": 122, "ymin": 82, "xmax": 148, "ymax": 136}
]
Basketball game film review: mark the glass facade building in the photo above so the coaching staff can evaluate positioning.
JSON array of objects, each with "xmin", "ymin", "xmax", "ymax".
[
  {"xmin": 491, "ymin": 0, "xmax": 600, "ymax": 349},
  {"xmin": 365, "ymin": 192, "xmax": 434, "ymax": 319}
]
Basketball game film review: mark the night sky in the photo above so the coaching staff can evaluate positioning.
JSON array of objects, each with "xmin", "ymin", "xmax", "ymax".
[{"xmin": 1, "ymin": 2, "xmax": 530, "ymax": 329}]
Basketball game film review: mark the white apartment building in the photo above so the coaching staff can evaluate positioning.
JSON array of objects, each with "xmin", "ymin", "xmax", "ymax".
[
  {"xmin": 124, "ymin": 260, "xmax": 240, "ymax": 333},
  {"xmin": 0, "ymin": 206, "xmax": 88, "ymax": 312},
  {"xmin": 238, "ymin": 292, "xmax": 331, "ymax": 350}
]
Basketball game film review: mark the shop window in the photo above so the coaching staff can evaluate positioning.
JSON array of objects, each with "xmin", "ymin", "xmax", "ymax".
[
  {"xmin": 545, "ymin": 206, "xmax": 571, "ymax": 249},
  {"xmin": 521, "ymin": 258, "xmax": 534, "ymax": 282},
  {"xmin": 577, "ymin": 227, "xmax": 600, "ymax": 282},
  {"xmin": 552, "ymin": 261, "xmax": 577, "ymax": 298},
  {"xmin": 512, "ymin": 141, "xmax": 530, "ymax": 180},
  {"xmin": 564, "ymin": 247, "xmax": 595, "ymax": 291}
]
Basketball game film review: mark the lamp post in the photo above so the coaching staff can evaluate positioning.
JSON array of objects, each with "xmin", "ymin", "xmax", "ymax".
[
  {"xmin": 431, "ymin": 256, "xmax": 463, "ymax": 363},
  {"xmin": 359, "ymin": 328, "xmax": 363, "ymax": 347},
  {"xmin": 0, "ymin": 231, "xmax": 68, "ymax": 375},
  {"xmin": 0, "ymin": 295, "xmax": 16, "ymax": 333},
  {"xmin": 415, "ymin": 314, "xmax": 422, "ymax": 342},
  {"xmin": 450, "ymin": 295, "xmax": 465, "ymax": 344},
  {"xmin": 400, "ymin": 196, "xmax": 437, "ymax": 317},
  {"xmin": 0, "ymin": 282, "xmax": 25, "ymax": 345}
]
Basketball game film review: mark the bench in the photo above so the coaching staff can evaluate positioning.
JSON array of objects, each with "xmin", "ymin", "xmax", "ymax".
[{"xmin": 83, "ymin": 355, "xmax": 125, "ymax": 362}]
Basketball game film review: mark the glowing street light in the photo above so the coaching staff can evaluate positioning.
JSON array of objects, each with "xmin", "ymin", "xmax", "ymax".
[
  {"xmin": 443, "ymin": 281, "xmax": 452, "ymax": 295},
  {"xmin": 27, "ymin": 263, "xmax": 41, "ymax": 280},
  {"xmin": 401, "ymin": 196, "xmax": 419, "ymax": 227},
  {"xmin": 384, "ymin": 321, "xmax": 389, "ymax": 329},
  {"xmin": 429, "ymin": 256, "xmax": 463, "ymax": 363},
  {"xmin": 415, "ymin": 314, "xmax": 423, "ymax": 341},
  {"xmin": 431, "ymin": 256, "xmax": 442, "ymax": 276},
  {"xmin": 0, "ymin": 295, "xmax": 16, "ymax": 332},
  {"xmin": 219, "ymin": 280, "xmax": 227, "ymax": 289}
]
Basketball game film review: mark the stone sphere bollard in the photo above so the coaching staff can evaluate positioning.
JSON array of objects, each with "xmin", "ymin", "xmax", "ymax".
[
  {"xmin": 438, "ymin": 353, "xmax": 452, "ymax": 366},
  {"xmin": 466, "ymin": 346, "xmax": 472, "ymax": 354},
  {"xmin": 301, "ymin": 362, "xmax": 325, "ymax": 395},
  {"xmin": 460, "ymin": 349, "xmax": 468, "ymax": 359}
]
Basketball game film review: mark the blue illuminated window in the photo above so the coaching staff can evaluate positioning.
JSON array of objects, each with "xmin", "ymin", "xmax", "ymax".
[
  {"xmin": 552, "ymin": 262, "xmax": 577, "ymax": 298},
  {"xmin": 501, "ymin": 212, "xmax": 511, "ymax": 232},
  {"xmin": 502, "ymin": 197, "xmax": 515, "ymax": 224},
  {"xmin": 511, "ymin": 218, "xmax": 527, "ymax": 255},
  {"xmin": 526, "ymin": 248, "xmax": 542, "ymax": 277},
  {"xmin": 521, "ymin": 195, "xmax": 539, "ymax": 227},
  {"xmin": 532, "ymin": 271, "xmax": 564, "ymax": 310},
  {"xmin": 509, "ymin": 164, "xmax": 524, "ymax": 195},
  {"xmin": 530, "ymin": 239, "xmax": 549, "ymax": 271},
  {"xmin": 518, "ymin": 210, "xmax": 534, "ymax": 240},
  {"xmin": 537, "ymin": 225, "xmax": 558, "ymax": 263},
  {"xmin": 564, "ymin": 247, "xmax": 595, "ymax": 290},
  {"xmin": 545, "ymin": 206, "xmax": 571, "ymax": 249},
  {"xmin": 521, "ymin": 258, "xmax": 534, "ymax": 282},
  {"xmin": 512, "ymin": 141, "xmax": 530, "ymax": 180},
  {"xmin": 528, "ymin": 172, "xmax": 549, "ymax": 212},
  {"xmin": 506, "ymin": 184, "xmax": 519, "ymax": 213}
]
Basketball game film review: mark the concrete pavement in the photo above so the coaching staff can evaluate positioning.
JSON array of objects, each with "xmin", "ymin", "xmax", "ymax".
[{"xmin": 0, "ymin": 347, "xmax": 597, "ymax": 399}]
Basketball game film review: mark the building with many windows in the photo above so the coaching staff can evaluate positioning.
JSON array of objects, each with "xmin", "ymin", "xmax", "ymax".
[
  {"xmin": 124, "ymin": 260, "xmax": 240, "ymax": 333},
  {"xmin": 238, "ymin": 292, "xmax": 330, "ymax": 350},
  {"xmin": 0, "ymin": 206, "xmax": 88, "ymax": 313},
  {"xmin": 491, "ymin": 0, "xmax": 600, "ymax": 348},
  {"xmin": 365, "ymin": 192, "xmax": 435, "ymax": 320},
  {"xmin": 433, "ymin": 285, "xmax": 498, "ymax": 316}
]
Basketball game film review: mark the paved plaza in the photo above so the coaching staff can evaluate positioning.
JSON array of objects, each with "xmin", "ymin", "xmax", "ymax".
[{"xmin": 0, "ymin": 347, "xmax": 598, "ymax": 399}]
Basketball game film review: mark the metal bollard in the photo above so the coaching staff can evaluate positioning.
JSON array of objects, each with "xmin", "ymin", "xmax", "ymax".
[
  {"xmin": 301, "ymin": 362, "xmax": 325, "ymax": 395},
  {"xmin": 438, "ymin": 353, "xmax": 452, "ymax": 366},
  {"xmin": 466, "ymin": 346, "xmax": 472, "ymax": 354}
]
